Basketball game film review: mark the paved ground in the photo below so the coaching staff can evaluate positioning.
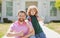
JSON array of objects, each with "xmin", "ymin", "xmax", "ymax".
[{"xmin": 40, "ymin": 21, "xmax": 60, "ymax": 38}]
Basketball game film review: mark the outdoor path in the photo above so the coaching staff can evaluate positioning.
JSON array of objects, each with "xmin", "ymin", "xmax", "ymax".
[{"xmin": 39, "ymin": 21, "xmax": 60, "ymax": 38}]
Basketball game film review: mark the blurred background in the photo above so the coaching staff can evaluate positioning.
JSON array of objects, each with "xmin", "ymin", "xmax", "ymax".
[{"xmin": 0, "ymin": 0, "xmax": 60, "ymax": 38}]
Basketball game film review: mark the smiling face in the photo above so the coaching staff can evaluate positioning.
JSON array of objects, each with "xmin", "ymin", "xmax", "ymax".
[
  {"xmin": 18, "ymin": 11, "xmax": 26, "ymax": 22},
  {"xmin": 30, "ymin": 8, "xmax": 37, "ymax": 16},
  {"xmin": 28, "ymin": 8, "xmax": 38, "ymax": 16}
]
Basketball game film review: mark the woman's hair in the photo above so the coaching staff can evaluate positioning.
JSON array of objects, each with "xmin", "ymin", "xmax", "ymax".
[{"xmin": 27, "ymin": 5, "xmax": 39, "ymax": 16}]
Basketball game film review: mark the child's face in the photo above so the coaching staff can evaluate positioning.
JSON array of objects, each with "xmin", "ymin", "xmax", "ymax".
[
  {"xmin": 30, "ymin": 8, "xmax": 37, "ymax": 16},
  {"xmin": 18, "ymin": 13, "xmax": 26, "ymax": 22}
]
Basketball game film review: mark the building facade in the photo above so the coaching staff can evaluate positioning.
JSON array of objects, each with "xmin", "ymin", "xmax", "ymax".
[{"xmin": 0, "ymin": 0, "xmax": 60, "ymax": 23}]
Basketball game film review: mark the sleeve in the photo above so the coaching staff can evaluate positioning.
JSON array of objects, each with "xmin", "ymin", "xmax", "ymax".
[
  {"xmin": 10, "ymin": 23, "xmax": 15, "ymax": 31},
  {"xmin": 2, "ymin": 24, "xmax": 16, "ymax": 38},
  {"xmin": 7, "ymin": 23, "xmax": 15, "ymax": 33}
]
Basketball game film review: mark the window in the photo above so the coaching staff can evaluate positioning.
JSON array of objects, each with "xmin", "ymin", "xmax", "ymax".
[
  {"xmin": 6, "ymin": 1, "xmax": 13, "ymax": 16},
  {"xmin": 50, "ymin": 1, "xmax": 55, "ymax": 6},
  {"xmin": 50, "ymin": 1, "xmax": 57, "ymax": 16}
]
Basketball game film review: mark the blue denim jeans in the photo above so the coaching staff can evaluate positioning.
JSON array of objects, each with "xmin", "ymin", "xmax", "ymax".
[
  {"xmin": 30, "ymin": 35, "xmax": 36, "ymax": 38},
  {"xmin": 35, "ymin": 32, "xmax": 46, "ymax": 38},
  {"xmin": 30, "ymin": 32, "xmax": 46, "ymax": 38}
]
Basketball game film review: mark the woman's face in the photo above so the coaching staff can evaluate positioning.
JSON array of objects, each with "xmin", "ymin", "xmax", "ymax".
[{"xmin": 30, "ymin": 8, "xmax": 37, "ymax": 16}]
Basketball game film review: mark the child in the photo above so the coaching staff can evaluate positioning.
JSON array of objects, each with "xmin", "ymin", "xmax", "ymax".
[
  {"xmin": 6, "ymin": 11, "xmax": 35, "ymax": 38},
  {"xmin": 27, "ymin": 5, "xmax": 46, "ymax": 38}
]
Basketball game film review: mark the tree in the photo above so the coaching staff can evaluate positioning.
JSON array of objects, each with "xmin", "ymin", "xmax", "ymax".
[
  {"xmin": 0, "ymin": 0, "xmax": 2, "ymax": 4},
  {"xmin": 55, "ymin": 0, "xmax": 60, "ymax": 10}
]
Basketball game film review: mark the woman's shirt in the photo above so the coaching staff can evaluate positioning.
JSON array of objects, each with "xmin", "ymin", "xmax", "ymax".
[{"xmin": 27, "ymin": 16, "xmax": 43, "ymax": 34}]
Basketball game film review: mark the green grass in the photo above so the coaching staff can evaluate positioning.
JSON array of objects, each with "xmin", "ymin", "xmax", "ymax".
[
  {"xmin": 0, "ymin": 23, "xmax": 11, "ymax": 38},
  {"xmin": 46, "ymin": 22, "xmax": 60, "ymax": 34},
  {"xmin": 0, "ymin": 23, "xmax": 60, "ymax": 38}
]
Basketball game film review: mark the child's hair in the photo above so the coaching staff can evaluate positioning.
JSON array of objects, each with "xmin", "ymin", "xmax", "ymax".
[
  {"xmin": 27, "ymin": 5, "xmax": 38, "ymax": 16},
  {"xmin": 18, "ymin": 11, "xmax": 27, "ymax": 16}
]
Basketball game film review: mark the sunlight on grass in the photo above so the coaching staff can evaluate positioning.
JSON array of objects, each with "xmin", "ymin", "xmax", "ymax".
[
  {"xmin": 46, "ymin": 22, "xmax": 60, "ymax": 34},
  {"xmin": 0, "ymin": 23, "xmax": 11, "ymax": 38}
]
